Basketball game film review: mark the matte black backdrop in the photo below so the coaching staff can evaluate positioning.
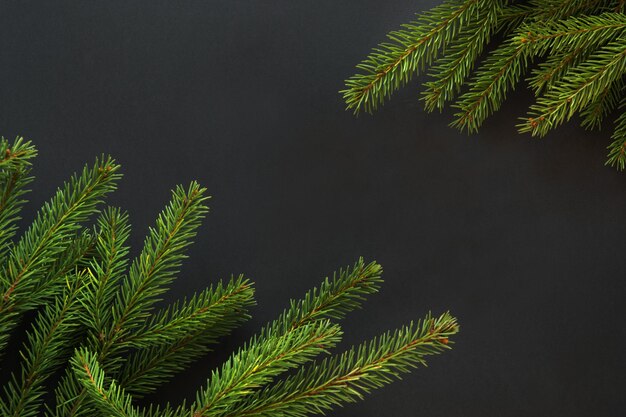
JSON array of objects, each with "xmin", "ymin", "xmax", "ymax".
[{"xmin": 1, "ymin": 1, "xmax": 625, "ymax": 416}]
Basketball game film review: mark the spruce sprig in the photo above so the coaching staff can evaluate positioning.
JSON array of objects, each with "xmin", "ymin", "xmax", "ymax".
[
  {"xmin": 342, "ymin": 0, "xmax": 490, "ymax": 114},
  {"xmin": 0, "ymin": 137, "xmax": 459, "ymax": 417},
  {"xmin": 1, "ymin": 273, "xmax": 86, "ymax": 417},
  {"xmin": 344, "ymin": 0, "xmax": 626, "ymax": 170},
  {"xmin": 0, "ymin": 137, "xmax": 37, "ymax": 264},
  {"xmin": 0, "ymin": 150, "xmax": 119, "ymax": 354},
  {"xmin": 219, "ymin": 312, "xmax": 458, "ymax": 417}
]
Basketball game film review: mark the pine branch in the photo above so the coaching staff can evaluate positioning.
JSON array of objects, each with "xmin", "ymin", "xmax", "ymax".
[
  {"xmin": 219, "ymin": 312, "xmax": 459, "ymax": 417},
  {"xmin": 520, "ymin": 36, "xmax": 626, "ymax": 135},
  {"xmin": 580, "ymin": 77, "xmax": 624, "ymax": 129},
  {"xmin": 606, "ymin": 102, "xmax": 626, "ymax": 169},
  {"xmin": 422, "ymin": 1, "xmax": 502, "ymax": 111},
  {"xmin": 52, "ymin": 182, "xmax": 210, "ymax": 416},
  {"xmin": 0, "ymin": 273, "xmax": 85, "ymax": 417},
  {"xmin": 527, "ymin": 13, "xmax": 626, "ymax": 94},
  {"xmin": 184, "ymin": 258, "xmax": 382, "ymax": 417},
  {"xmin": 188, "ymin": 320, "xmax": 343, "ymax": 417},
  {"xmin": 33, "ymin": 232, "xmax": 96, "ymax": 303},
  {"xmin": 83, "ymin": 207, "xmax": 132, "ymax": 336},
  {"xmin": 452, "ymin": 12, "xmax": 626, "ymax": 132},
  {"xmin": 497, "ymin": 3, "xmax": 535, "ymax": 34},
  {"xmin": 104, "ymin": 182, "xmax": 209, "ymax": 353},
  {"xmin": 529, "ymin": 0, "xmax": 610, "ymax": 21},
  {"xmin": 342, "ymin": 0, "xmax": 487, "ymax": 114},
  {"xmin": 0, "ymin": 155, "xmax": 120, "ymax": 354},
  {"xmin": 0, "ymin": 137, "xmax": 37, "ymax": 263},
  {"xmin": 70, "ymin": 348, "xmax": 141, "ymax": 417},
  {"xmin": 270, "ymin": 258, "xmax": 383, "ymax": 334},
  {"xmin": 115, "ymin": 276, "xmax": 255, "ymax": 396},
  {"xmin": 0, "ymin": 138, "xmax": 458, "ymax": 417},
  {"xmin": 47, "ymin": 367, "xmax": 90, "ymax": 417}
]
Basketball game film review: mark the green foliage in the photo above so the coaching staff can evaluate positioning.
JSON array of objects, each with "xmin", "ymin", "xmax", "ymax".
[
  {"xmin": 0, "ymin": 137, "xmax": 459, "ymax": 417},
  {"xmin": 343, "ymin": 0, "xmax": 626, "ymax": 170}
]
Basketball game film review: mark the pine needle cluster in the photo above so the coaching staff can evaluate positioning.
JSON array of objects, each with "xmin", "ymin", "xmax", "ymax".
[
  {"xmin": 342, "ymin": 0, "xmax": 626, "ymax": 169},
  {"xmin": 0, "ymin": 137, "xmax": 459, "ymax": 417}
]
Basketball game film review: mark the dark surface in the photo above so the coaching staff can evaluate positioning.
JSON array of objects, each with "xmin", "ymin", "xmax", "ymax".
[{"xmin": 1, "ymin": 1, "xmax": 625, "ymax": 416}]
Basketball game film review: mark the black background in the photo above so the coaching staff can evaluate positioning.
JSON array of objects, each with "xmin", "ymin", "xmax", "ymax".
[{"xmin": 1, "ymin": 1, "xmax": 626, "ymax": 416}]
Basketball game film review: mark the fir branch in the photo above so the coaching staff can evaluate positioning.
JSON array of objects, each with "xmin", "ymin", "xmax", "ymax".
[
  {"xmin": 342, "ymin": 0, "xmax": 488, "ymax": 114},
  {"xmin": 104, "ymin": 182, "xmax": 209, "ymax": 351},
  {"xmin": 33, "ymin": 232, "xmax": 96, "ymax": 303},
  {"xmin": 520, "ymin": 36, "xmax": 626, "ymax": 136},
  {"xmin": 0, "ymin": 137, "xmax": 458, "ymax": 417},
  {"xmin": 219, "ymin": 312, "xmax": 459, "ymax": 417},
  {"xmin": 452, "ymin": 12, "xmax": 626, "ymax": 132},
  {"xmin": 422, "ymin": 1, "xmax": 502, "ymax": 112},
  {"xmin": 52, "ymin": 183, "xmax": 210, "ymax": 417},
  {"xmin": 270, "ymin": 258, "xmax": 383, "ymax": 334},
  {"xmin": 0, "ymin": 137, "xmax": 37, "ymax": 263},
  {"xmin": 580, "ymin": 77, "xmax": 625, "ymax": 129},
  {"xmin": 0, "ymin": 273, "xmax": 85, "ymax": 417},
  {"xmin": 528, "ymin": 47, "xmax": 592, "ymax": 95},
  {"xmin": 70, "ymin": 348, "xmax": 141, "ymax": 417},
  {"xmin": 47, "ymin": 366, "xmax": 95, "ymax": 417},
  {"xmin": 529, "ymin": 0, "xmax": 610, "ymax": 21},
  {"xmin": 83, "ymin": 207, "xmax": 132, "ymax": 335},
  {"xmin": 0, "ymin": 155, "xmax": 120, "ymax": 353},
  {"xmin": 116, "ymin": 276, "xmax": 255, "ymax": 396},
  {"xmin": 606, "ymin": 103, "xmax": 626, "ymax": 169},
  {"xmin": 527, "ymin": 13, "xmax": 626, "ymax": 94},
  {"xmin": 188, "ymin": 320, "xmax": 343, "ymax": 417},
  {"xmin": 121, "ymin": 276, "xmax": 253, "ymax": 349},
  {"xmin": 497, "ymin": 3, "xmax": 535, "ymax": 34},
  {"xmin": 185, "ymin": 258, "xmax": 382, "ymax": 417}
]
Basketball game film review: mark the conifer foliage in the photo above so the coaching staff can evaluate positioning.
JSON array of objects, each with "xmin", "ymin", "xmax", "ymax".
[
  {"xmin": 0, "ymin": 137, "xmax": 459, "ymax": 416},
  {"xmin": 343, "ymin": 0, "xmax": 626, "ymax": 169}
]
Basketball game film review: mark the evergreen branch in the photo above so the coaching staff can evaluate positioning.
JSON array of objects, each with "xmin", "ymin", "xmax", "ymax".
[
  {"xmin": 453, "ymin": 12, "xmax": 626, "ymax": 132},
  {"xmin": 423, "ymin": 1, "xmax": 502, "ymax": 112},
  {"xmin": 105, "ymin": 182, "xmax": 209, "ymax": 349},
  {"xmin": 188, "ymin": 320, "xmax": 343, "ymax": 417},
  {"xmin": 269, "ymin": 258, "xmax": 383, "ymax": 335},
  {"xmin": 121, "ymin": 276, "xmax": 253, "ymax": 349},
  {"xmin": 185, "ymin": 259, "xmax": 381, "ymax": 416},
  {"xmin": 580, "ymin": 77, "xmax": 624, "ymax": 129},
  {"xmin": 606, "ymin": 103, "xmax": 626, "ymax": 169},
  {"xmin": 52, "ymin": 183, "xmax": 210, "ymax": 416},
  {"xmin": 0, "ymin": 155, "xmax": 120, "ymax": 353},
  {"xmin": 497, "ymin": 3, "xmax": 535, "ymax": 34},
  {"xmin": 47, "ymin": 366, "xmax": 95, "ymax": 417},
  {"xmin": 0, "ymin": 156, "xmax": 120, "ymax": 308},
  {"xmin": 529, "ymin": 0, "xmax": 610, "ymax": 21},
  {"xmin": 520, "ymin": 36, "xmax": 626, "ymax": 136},
  {"xmin": 83, "ymin": 207, "xmax": 131, "ymax": 335},
  {"xmin": 528, "ymin": 47, "xmax": 593, "ymax": 95},
  {"xmin": 527, "ymin": 13, "xmax": 626, "ymax": 94},
  {"xmin": 450, "ymin": 32, "xmax": 527, "ymax": 132},
  {"xmin": 342, "ymin": 0, "xmax": 487, "ymax": 114},
  {"xmin": 70, "ymin": 348, "xmax": 141, "ymax": 417},
  {"xmin": 0, "ymin": 137, "xmax": 37, "ymax": 171},
  {"xmin": 116, "ymin": 276, "xmax": 255, "ymax": 396},
  {"xmin": 0, "ymin": 137, "xmax": 37, "ymax": 263},
  {"xmin": 32, "ymin": 232, "xmax": 96, "ymax": 303},
  {"xmin": 220, "ymin": 312, "xmax": 459, "ymax": 417},
  {"xmin": 0, "ymin": 273, "xmax": 85, "ymax": 417}
]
